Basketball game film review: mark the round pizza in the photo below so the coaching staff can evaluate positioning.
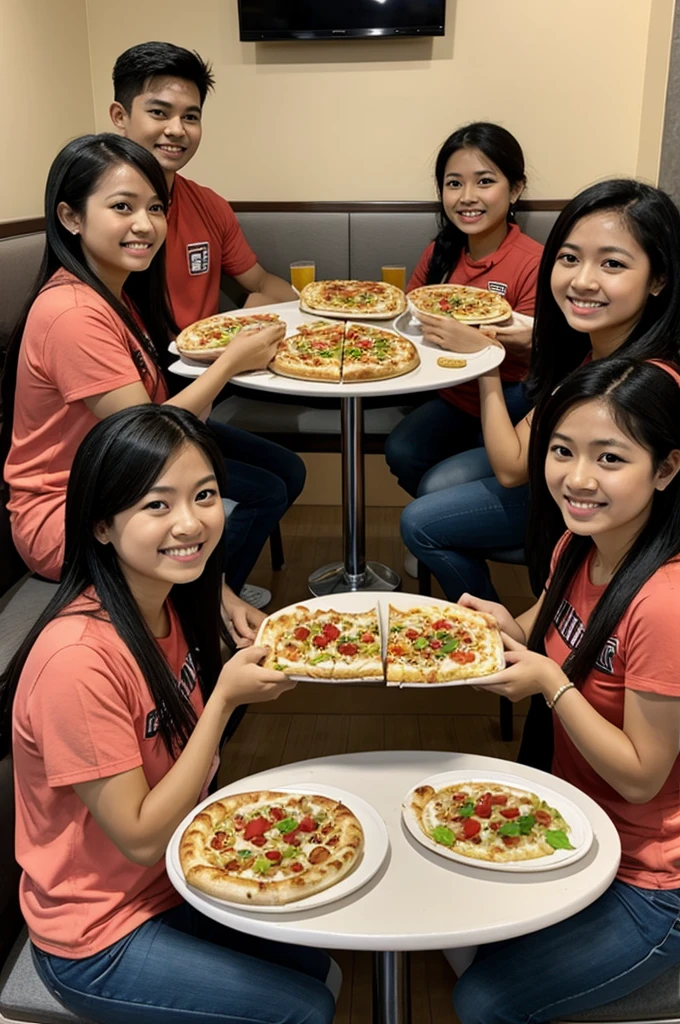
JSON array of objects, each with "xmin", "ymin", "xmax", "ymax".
[
  {"xmin": 342, "ymin": 323, "xmax": 419, "ymax": 382},
  {"xmin": 300, "ymin": 280, "xmax": 407, "ymax": 320},
  {"xmin": 179, "ymin": 790, "xmax": 364, "ymax": 905},
  {"xmin": 257, "ymin": 605, "xmax": 382, "ymax": 680},
  {"xmin": 386, "ymin": 603, "xmax": 504, "ymax": 684},
  {"xmin": 407, "ymin": 781, "xmax": 574, "ymax": 863},
  {"xmin": 269, "ymin": 321, "xmax": 343, "ymax": 382},
  {"xmin": 176, "ymin": 312, "xmax": 283, "ymax": 363},
  {"xmin": 408, "ymin": 284, "xmax": 512, "ymax": 325}
]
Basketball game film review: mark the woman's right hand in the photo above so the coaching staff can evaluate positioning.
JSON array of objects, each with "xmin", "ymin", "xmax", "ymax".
[
  {"xmin": 214, "ymin": 646, "xmax": 296, "ymax": 708},
  {"xmin": 219, "ymin": 323, "xmax": 286, "ymax": 375},
  {"xmin": 457, "ymin": 593, "xmax": 525, "ymax": 643}
]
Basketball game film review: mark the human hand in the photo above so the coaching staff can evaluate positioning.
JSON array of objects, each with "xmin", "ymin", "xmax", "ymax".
[
  {"xmin": 221, "ymin": 584, "xmax": 267, "ymax": 648},
  {"xmin": 477, "ymin": 633, "xmax": 564, "ymax": 702},
  {"xmin": 457, "ymin": 593, "xmax": 524, "ymax": 643},
  {"xmin": 478, "ymin": 313, "xmax": 534, "ymax": 356},
  {"xmin": 416, "ymin": 312, "xmax": 491, "ymax": 354},
  {"xmin": 215, "ymin": 646, "xmax": 296, "ymax": 707},
  {"xmin": 220, "ymin": 322, "xmax": 286, "ymax": 374}
]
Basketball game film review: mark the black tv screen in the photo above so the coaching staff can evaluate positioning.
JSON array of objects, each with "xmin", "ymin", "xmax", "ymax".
[{"xmin": 238, "ymin": 0, "xmax": 446, "ymax": 41}]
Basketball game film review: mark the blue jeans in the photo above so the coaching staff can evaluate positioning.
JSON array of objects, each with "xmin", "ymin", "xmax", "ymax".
[
  {"xmin": 454, "ymin": 880, "xmax": 680, "ymax": 1024},
  {"xmin": 208, "ymin": 419, "xmax": 306, "ymax": 592},
  {"xmin": 32, "ymin": 902, "xmax": 335, "ymax": 1024}
]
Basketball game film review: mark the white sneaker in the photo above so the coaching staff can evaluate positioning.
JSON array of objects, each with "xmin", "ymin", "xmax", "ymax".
[
  {"xmin": 403, "ymin": 550, "xmax": 418, "ymax": 579},
  {"xmin": 239, "ymin": 584, "xmax": 272, "ymax": 609}
]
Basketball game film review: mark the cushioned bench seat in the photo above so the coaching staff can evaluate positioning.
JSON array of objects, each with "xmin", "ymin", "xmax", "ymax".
[{"xmin": 0, "ymin": 932, "xmax": 95, "ymax": 1024}]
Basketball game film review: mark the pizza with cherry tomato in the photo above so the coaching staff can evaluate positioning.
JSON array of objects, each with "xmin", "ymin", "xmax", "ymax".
[
  {"xmin": 175, "ymin": 312, "xmax": 283, "ymax": 363},
  {"xmin": 408, "ymin": 782, "xmax": 573, "ymax": 863},
  {"xmin": 386, "ymin": 603, "xmax": 504, "ymax": 684},
  {"xmin": 180, "ymin": 790, "xmax": 364, "ymax": 905},
  {"xmin": 408, "ymin": 284, "xmax": 511, "ymax": 324},
  {"xmin": 269, "ymin": 321, "xmax": 419, "ymax": 384},
  {"xmin": 300, "ymin": 279, "xmax": 406, "ymax": 319},
  {"xmin": 269, "ymin": 320, "xmax": 344, "ymax": 382},
  {"xmin": 257, "ymin": 606, "xmax": 382, "ymax": 680}
]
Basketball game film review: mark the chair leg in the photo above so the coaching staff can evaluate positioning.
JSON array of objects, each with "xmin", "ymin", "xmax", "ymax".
[
  {"xmin": 417, "ymin": 560, "xmax": 432, "ymax": 597},
  {"xmin": 499, "ymin": 696, "xmax": 513, "ymax": 741},
  {"xmin": 269, "ymin": 524, "xmax": 285, "ymax": 571}
]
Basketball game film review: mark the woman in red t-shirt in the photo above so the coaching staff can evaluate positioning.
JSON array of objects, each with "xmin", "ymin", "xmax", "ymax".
[
  {"xmin": 385, "ymin": 122, "xmax": 542, "ymax": 500},
  {"xmin": 452, "ymin": 357, "xmax": 680, "ymax": 1023},
  {"xmin": 0, "ymin": 404, "xmax": 338, "ymax": 1024}
]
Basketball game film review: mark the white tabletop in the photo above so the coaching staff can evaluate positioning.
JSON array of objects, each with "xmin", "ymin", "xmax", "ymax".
[
  {"xmin": 168, "ymin": 750, "xmax": 620, "ymax": 952},
  {"xmin": 167, "ymin": 300, "xmax": 505, "ymax": 398}
]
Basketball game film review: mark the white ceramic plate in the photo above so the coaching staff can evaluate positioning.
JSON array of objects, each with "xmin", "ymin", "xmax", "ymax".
[
  {"xmin": 254, "ymin": 592, "xmax": 504, "ymax": 688},
  {"xmin": 402, "ymin": 769, "xmax": 594, "ymax": 873},
  {"xmin": 166, "ymin": 783, "xmax": 389, "ymax": 914}
]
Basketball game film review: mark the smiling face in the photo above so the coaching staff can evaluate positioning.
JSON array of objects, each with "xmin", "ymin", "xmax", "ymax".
[
  {"xmin": 545, "ymin": 398, "xmax": 679, "ymax": 561},
  {"xmin": 57, "ymin": 162, "xmax": 166, "ymax": 297},
  {"xmin": 441, "ymin": 146, "xmax": 523, "ymax": 258},
  {"xmin": 550, "ymin": 210, "xmax": 664, "ymax": 356},
  {"xmin": 110, "ymin": 76, "xmax": 202, "ymax": 185},
  {"xmin": 95, "ymin": 443, "xmax": 225, "ymax": 606}
]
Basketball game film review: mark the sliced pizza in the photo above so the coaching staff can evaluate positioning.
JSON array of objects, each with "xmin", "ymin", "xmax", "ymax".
[
  {"xmin": 180, "ymin": 790, "xmax": 364, "ymax": 905},
  {"xmin": 176, "ymin": 312, "xmax": 283, "ymax": 363},
  {"xmin": 342, "ymin": 322, "xmax": 420, "ymax": 382},
  {"xmin": 257, "ymin": 605, "xmax": 382, "ymax": 681},
  {"xmin": 386, "ymin": 603, "xmax": 504, "ymax": 684},
  {"xmin": 269, "ymin": 321, "xmax": 343, "ymax": 382},
  {"xmin": 408, "ymin": 284, "xmax": 512, "ymax": 325},
  {"xmin": 407, "ymin": 781, "xmax": 573, "ymax": 863},
  {"xmin": 300, "ymin": 280, "xmax": 407, "ymax": 320}
]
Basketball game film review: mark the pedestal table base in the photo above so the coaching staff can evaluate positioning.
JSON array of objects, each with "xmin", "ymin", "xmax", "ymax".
[
  {"xmin": 308, "ymin": 560, "xmax": 401, "ymax": 596},
  {"xmin": 373, "ymin": 951, "xmax": 411, "ymax": 1024}
]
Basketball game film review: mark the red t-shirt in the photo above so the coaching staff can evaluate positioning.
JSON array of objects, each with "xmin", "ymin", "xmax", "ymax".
[
  {"xmin": 165, "ymin": 175, "xmax": 258, "ymax": 330},
  {"xmin": 12, "ymin": 594, "xmax": 218, "ymax": 958},
  {"xmin": 545, "ymin": 534, "xmax": 680, "ymax": 888},
  {"xmin": 407, "ymin": 224, "xmax": 543, "ymax": 417},
  {"xmin": 4, "ymin": 270, "xmax": 169, "ymax": 580}
]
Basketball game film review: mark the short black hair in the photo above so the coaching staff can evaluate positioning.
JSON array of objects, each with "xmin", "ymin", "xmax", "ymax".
[{"xmin": 113, "ymin": 41, "xmax": 215, "ymax": 112}]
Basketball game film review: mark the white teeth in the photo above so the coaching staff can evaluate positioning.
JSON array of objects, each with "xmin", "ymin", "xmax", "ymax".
[
  {"xmin": 123, "ymin": 243, "xmax": 151, "ymax": 249},
  {"xmin": 161, "ymin": 545, "xmax": 200, "ymax": 556},
  {"xmin": 459, "ymin": 211, "xmax": 483, "ymax": 217},
  {"xmin": 567, "ymin": 499, "xmax": 601, "ymax": 509},
  {"xmin": 569, "ymin": 298, "xmax": 604, "ymax": 308}
]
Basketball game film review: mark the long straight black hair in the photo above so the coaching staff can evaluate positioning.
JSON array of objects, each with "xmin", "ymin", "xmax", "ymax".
[
  {"xmin": 0, "ymin": 405, "xmax": 225, "ymax": 759},
  {"xmin": 425, "ymin": 122, "xmax": 526, "ymax": 285},
  {"xmin": 525, "ymin": 179, "xmax": 680, "ymax": 411},
  {"xmin": 526, "ymin": 358, "xmax": 680, "ymax": 682},
  {"xmin": 0, "ymin": 133, "xmax": 178, "ymax": 473}
]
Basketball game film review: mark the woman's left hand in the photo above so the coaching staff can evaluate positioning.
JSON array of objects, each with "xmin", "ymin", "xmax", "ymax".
[
  {"xmin": 221, "ymin": 584, "xmax": 267, "ymax": 648},
  {"xmin": 477, "ymin": 633, "xmax": 566, "ymax": 702},
  {"xmin": 417, "ymin": 312, "xmax": 491, "ymax": 354}
]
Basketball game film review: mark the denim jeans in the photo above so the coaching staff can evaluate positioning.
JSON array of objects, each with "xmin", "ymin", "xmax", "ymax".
[
  {"xmin": 453, "ymin": 880, "xmax": 680, "ymax": 1024},
  {"xmin": 207, "ymin": 419, "xmax": 306, "ymax": 592},
  {"xmin": 32, "ymin": 902, "xmax": 335, "ymax": 1024}
]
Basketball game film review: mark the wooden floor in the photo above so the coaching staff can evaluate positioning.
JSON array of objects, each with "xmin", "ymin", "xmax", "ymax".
[{"xmin": 218, "ymin": 505, "xmax": 535, "ymax": 1024}]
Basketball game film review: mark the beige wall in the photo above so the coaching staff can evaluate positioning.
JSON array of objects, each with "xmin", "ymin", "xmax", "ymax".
[
  {"xmin": 0, "ymin": 0, "xmax": 95, "ymax": 220},
  {"xmin": 85, "ymin": 0, "xmax": 668, "ymax": 204}
]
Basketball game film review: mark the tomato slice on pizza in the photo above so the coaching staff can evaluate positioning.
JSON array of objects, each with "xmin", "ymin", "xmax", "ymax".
[{"xmin": 386, "ymin": 603, "xmax": 504, "ymax": 684}]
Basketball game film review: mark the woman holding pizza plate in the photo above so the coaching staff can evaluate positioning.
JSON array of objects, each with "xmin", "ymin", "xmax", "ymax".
[
  {"xmin": 0, "ymin": 133, "xmax": 300, "ymax": 649},
  {"xmin": 384, "ymin": 122, "xmax": 542, "ymax": 574},
  {"xmin": 450, "ymin": 357, "xmax": 680, "ymax": 1023},
  {"xmin": 0, "ymin": 404, "xmax": 340, "ymax": 1024}
]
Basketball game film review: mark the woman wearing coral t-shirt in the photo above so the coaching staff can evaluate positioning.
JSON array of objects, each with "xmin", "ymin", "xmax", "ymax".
[
  {"xmin": 450, "ymin": 358, "xmax": 680, "ymax": 1023},
  {"xmin": 2, "ymin": 404, "xmax": 338, "ymax": 1024}
]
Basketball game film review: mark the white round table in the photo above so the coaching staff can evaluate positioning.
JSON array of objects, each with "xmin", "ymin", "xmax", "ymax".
[
  {"xmin": 167, "ymin": 750, "xmax": 620, "ymax": 1024},
  {"xmin": 168, "ymin": 301, "xmax": 505, "ymax": 595}
]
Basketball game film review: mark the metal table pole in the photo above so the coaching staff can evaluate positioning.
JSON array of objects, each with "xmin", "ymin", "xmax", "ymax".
[
  {"xmin": 308, "ymin": 396, "xmax": 400, "ymax": 595},
  {"xmin": 373, "ymin": 951, "xmax": 411, "ymax": 1024}
]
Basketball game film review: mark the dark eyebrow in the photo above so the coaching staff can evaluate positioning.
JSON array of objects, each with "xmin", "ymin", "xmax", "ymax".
[
  {"xmin": 552, "ymin": 431, "xmax": 631, "ymax": 450},
  {"xmin": 444, "ymin": 170, "xmax": 496, "ymax": 178},
  {"xmin": 144, "ymin": 97, "xmax": 202, "ymax": 115},
  {"xmin": 105, "ymin": 189, "xmax": 162, "ymax": 203},
  {"xmin": 559, "ymin": 242, "xmax": 635, "ymax": 260},
  {"xmin": 146, "ymin": 474, "xmax": 217, "ymax": 495}
]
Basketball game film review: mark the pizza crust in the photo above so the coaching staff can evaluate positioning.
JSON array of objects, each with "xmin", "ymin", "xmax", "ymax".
[
  {"xmin": 300, "ymin": 280, "xmax": 406, "ymax": 320},
  {"xmin": 385, "ymin": 603, "xmax": 504, "ymax": 684},
  {"xmin": 176, "ymin": 313, "xmax": 283, "ymax": 363},
  {"xmin": 408, "ymin": 285, "xmax": 512, "ymax": 325}
]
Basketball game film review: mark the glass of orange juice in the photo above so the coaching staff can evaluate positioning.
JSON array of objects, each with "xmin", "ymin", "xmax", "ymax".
[
  {"xmin": 381, "ymin": 265, "xmax": 406, "ymax": 291},
  {"xmin": 290, "ymin": 261, "xmax": 315, "ymax": 293}
]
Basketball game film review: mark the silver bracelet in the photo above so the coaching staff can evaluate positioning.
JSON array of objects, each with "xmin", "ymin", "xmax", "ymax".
[{"xmin": 545, "ymin": 682, "xmax": 575, "ymax": 709}]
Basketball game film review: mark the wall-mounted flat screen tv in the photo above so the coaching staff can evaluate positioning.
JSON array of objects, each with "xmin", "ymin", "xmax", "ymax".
[{"xmin": 238, "ymin": 1, "xmax": 446, "ymax": 41}]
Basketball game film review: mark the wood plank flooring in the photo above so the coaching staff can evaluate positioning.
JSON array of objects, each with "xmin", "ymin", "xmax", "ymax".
[{"xmin": 218, "ymin": 505, "xmax": 534, "ymax": 1024}]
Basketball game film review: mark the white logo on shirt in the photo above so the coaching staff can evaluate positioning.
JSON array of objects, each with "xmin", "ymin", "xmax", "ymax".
[
  {"xmin": 186, "ymin": 242, "xmax": 210, "ymax": 276},
  {"xmin": 487, "ymin": 281, "xmax": 508, "ymax": 296}
]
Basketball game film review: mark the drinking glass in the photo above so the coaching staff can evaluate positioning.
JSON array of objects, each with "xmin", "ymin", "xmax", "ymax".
[
  {"xmin": 290, "ymin": 261, "xmax": 316, "ymax": 293},
  {"xmin": 381, "ymin": 265, "xmax": 406, "ymax": 290}
]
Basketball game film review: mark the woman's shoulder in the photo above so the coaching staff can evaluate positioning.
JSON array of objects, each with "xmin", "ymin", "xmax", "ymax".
[
  {"xmin": 29, "ymin": 270, "xmax": 117, "ymax": 323},
  {"xmin": 504, "ymin": 224, "xmax": 544, "ymax": 259}
]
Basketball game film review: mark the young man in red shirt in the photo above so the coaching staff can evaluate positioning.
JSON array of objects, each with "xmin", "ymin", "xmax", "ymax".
[{"xmin": 110, "ymin": 42, "xmax": 304, "ymax": 615}]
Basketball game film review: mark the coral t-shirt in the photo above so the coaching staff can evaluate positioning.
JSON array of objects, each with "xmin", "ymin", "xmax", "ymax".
[
  {"xmin": 545, "ymin": 535, "xmax": 680, "ymax": 888},
  {"xmin": 165, "ymin": 175, "xmax": 258, "ymax": 330},
  {"xmin": 12, "ymin": 593, "xmax": 218, "ymax": 958},
  {"xmin": 407, "ymin": 224, "xmax": 543, "ymax": 417},
  {"xmin": 4, "ymin": 269, "xmax": 169, "ymax": 581}
]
